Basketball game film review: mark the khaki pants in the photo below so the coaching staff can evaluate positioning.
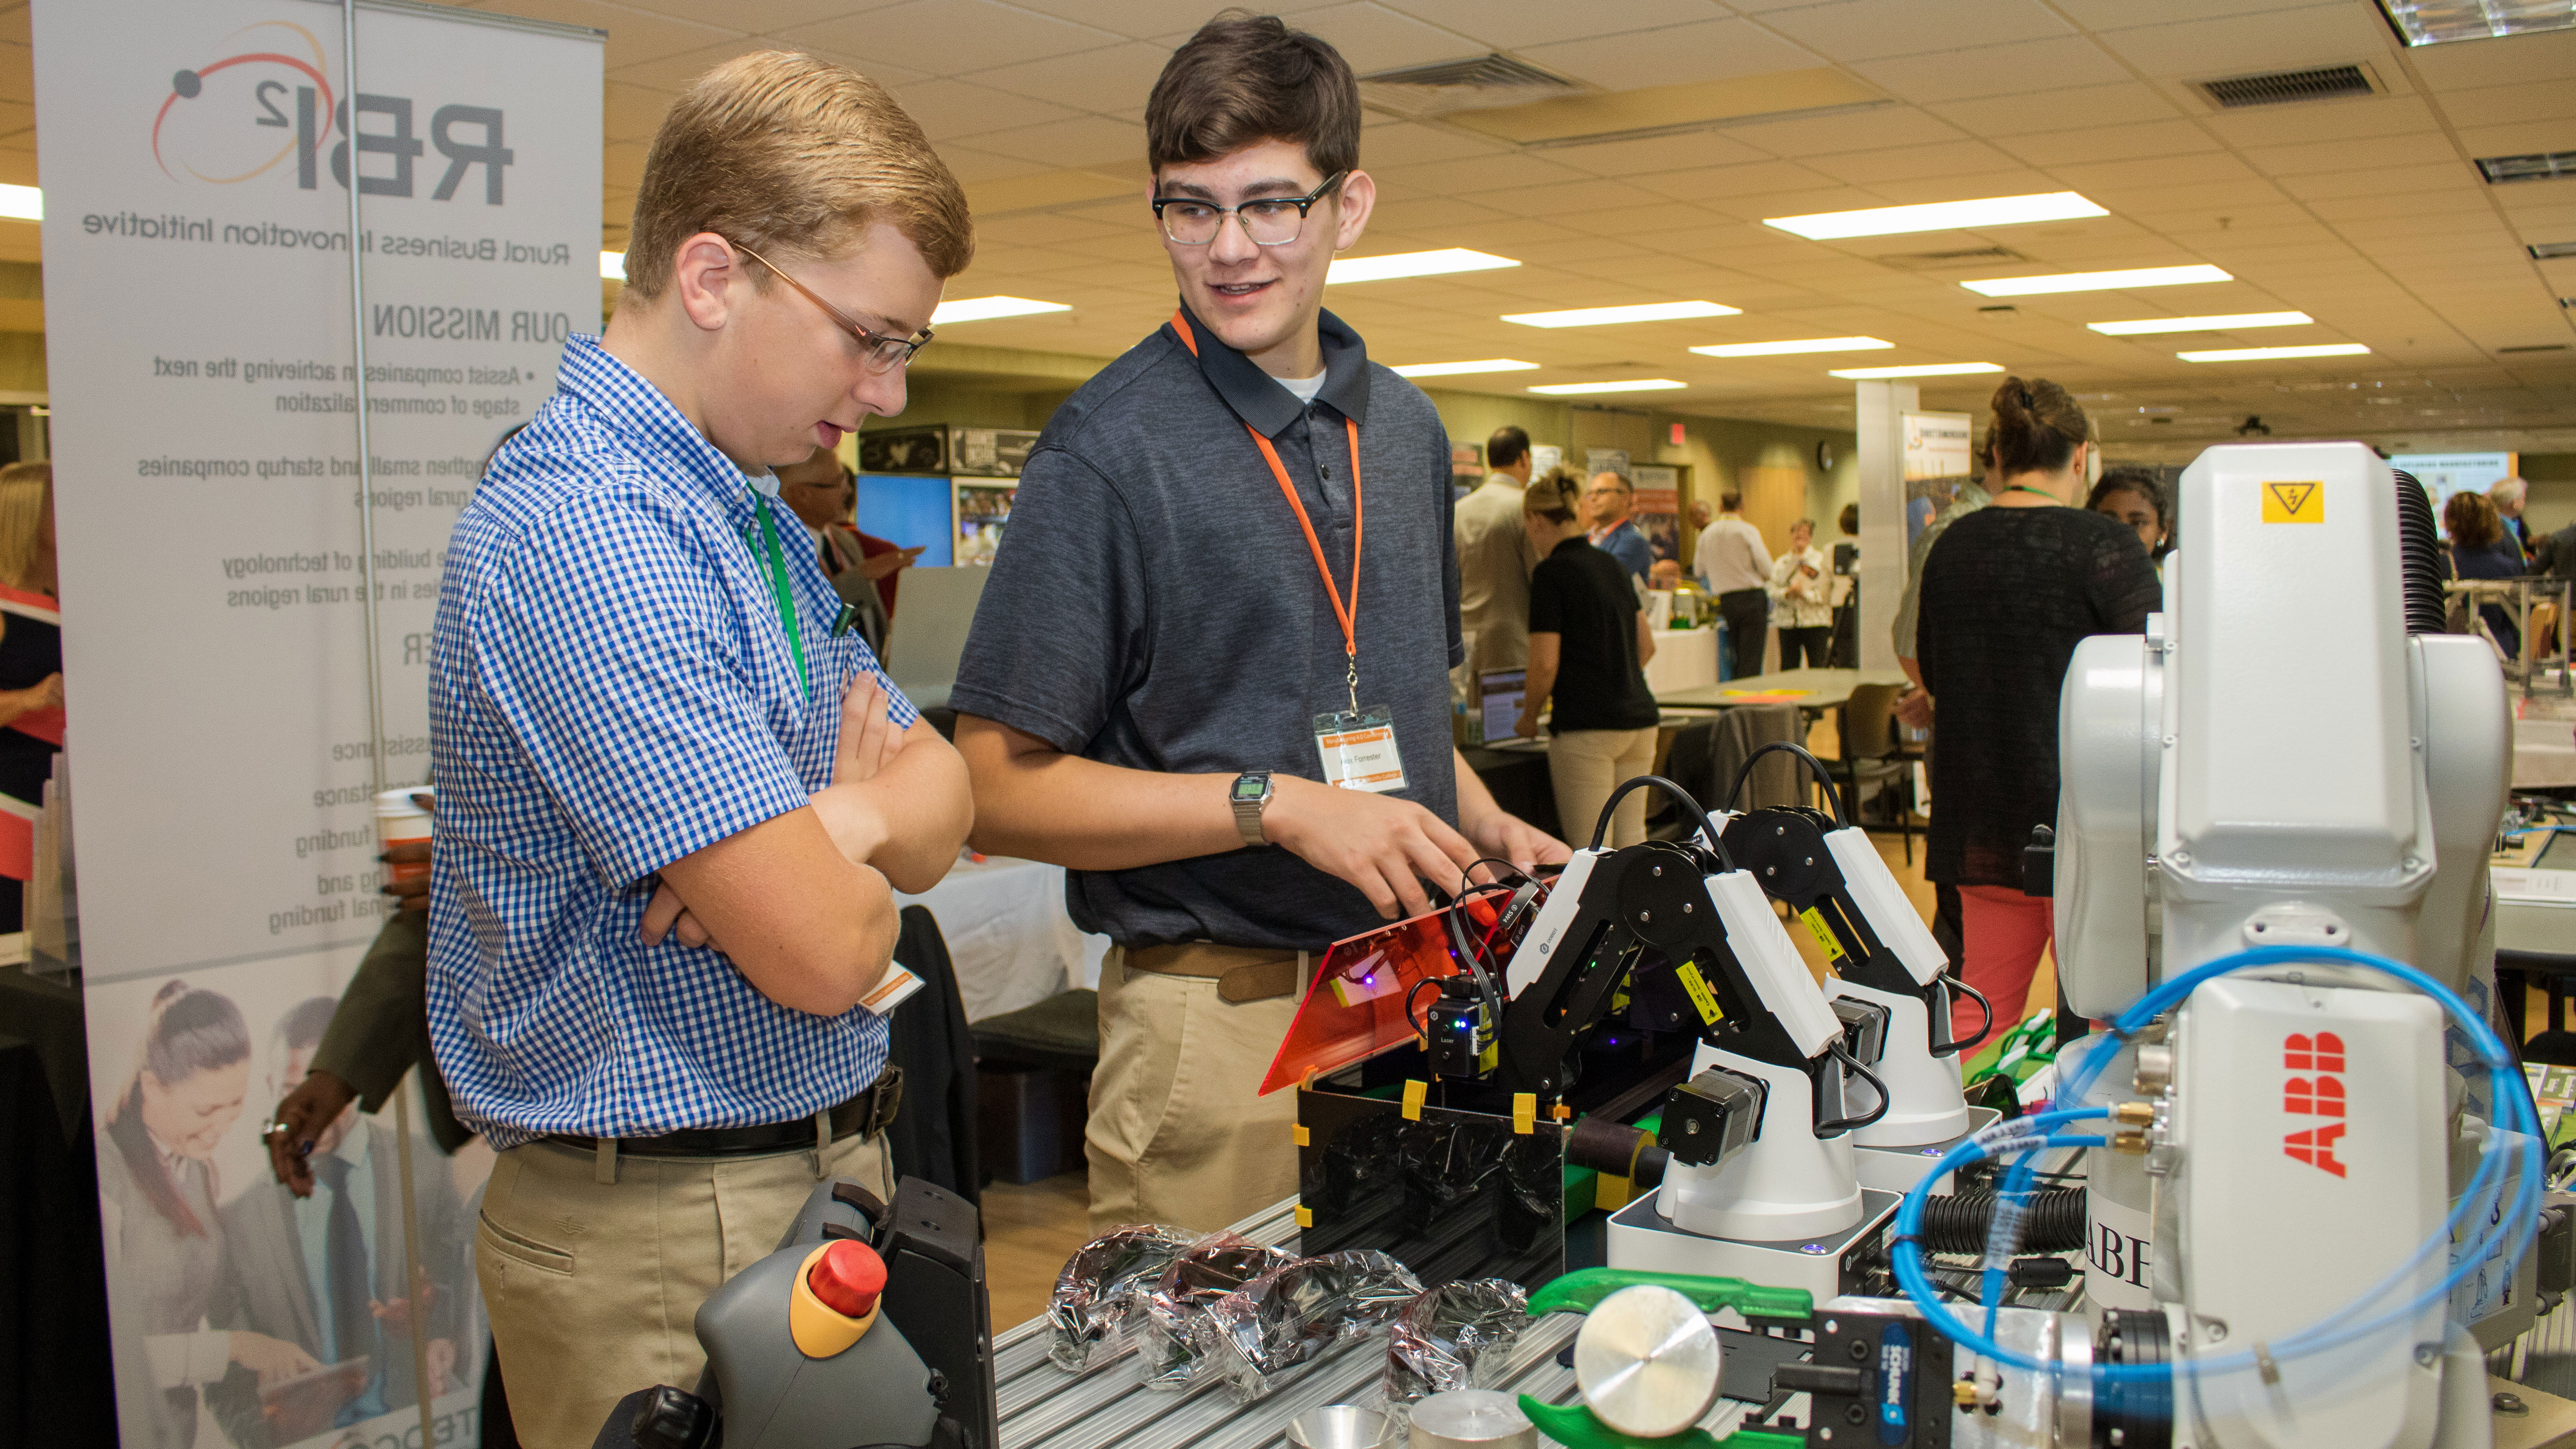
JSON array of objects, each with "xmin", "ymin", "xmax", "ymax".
[
  {"xmin": 475, "ymin": 1131, "xmax": 891, "ymax": 1449},
  {"xmin": 1086, "ymin": 946, "xmax": 1301, "ymax": 1234},
  {"xmin": 1549, "ymin": 726, "xmax": 1660, "ymax": 849}
]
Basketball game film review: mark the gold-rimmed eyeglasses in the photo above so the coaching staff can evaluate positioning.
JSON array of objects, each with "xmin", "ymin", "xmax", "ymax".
[
  {"xmin": 733, "ymin": 241, "xmax": 932, "ymax": 375},
  {"xmin": 1151, "ymin": 171, "xmax": 1347, "ymax": 247}
]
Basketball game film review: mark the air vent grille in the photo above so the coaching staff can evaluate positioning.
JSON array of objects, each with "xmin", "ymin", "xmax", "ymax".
[
  {"xmin": 2194, "ymin": 64, "xmax": 2376, "ymax": 108},
  {"xmin": 1360, "ymin": 53, "xmax": 1571, "ymax": 91},
  {"xmin": 2482, "ymin": 151, "xmax": 2576, "ymax": 184},
  {"xmin": 2499, "ymin": 344, "xmax": 2569, "ymax": 354},
  {"xmin": 1880, "ymin": 246, "xmax": 2030, "ymax": 269}
]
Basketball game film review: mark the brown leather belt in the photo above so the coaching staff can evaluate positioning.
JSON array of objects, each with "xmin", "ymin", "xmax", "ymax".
[
  {"xmin": 545, "ymin": 1067, "xmax": 903, "ymax": 1158},
  {"xmin": 1123, "ymin": 942, "xmax": 1312, "ymax": 1004}
]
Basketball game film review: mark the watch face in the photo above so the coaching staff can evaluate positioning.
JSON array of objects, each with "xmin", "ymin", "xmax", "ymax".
[{"xmin": 1233, "ymin": 777, "xmax": 1266, "ymax": 801}]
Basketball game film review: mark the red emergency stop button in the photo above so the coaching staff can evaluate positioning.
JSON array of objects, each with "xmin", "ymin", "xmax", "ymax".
[{"xmin": 807, "ymin": 1239, "xmax": 886, "ymax": 1321}]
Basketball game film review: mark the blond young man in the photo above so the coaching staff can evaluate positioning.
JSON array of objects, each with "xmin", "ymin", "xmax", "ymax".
[
  {"xmin": 426, "ymin": 54, "xmax": 973, "ymax": 1447},
  {"xmin": 952, "ymin": 15, "xmax": 1566, "ymax": 1235}
]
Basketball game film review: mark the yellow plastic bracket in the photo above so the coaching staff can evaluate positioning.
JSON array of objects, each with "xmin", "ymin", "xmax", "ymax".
[
  {"xmin": 1402, "ymin": 1079, "xmax": 1429, "ymax": 1121},
  {"xmin": 1512, "ymin": 1093, "xmax": 1537, "ymax": 1135},
  {"xmin": 1295, "ymin": 1205, "xmax": 1314, "ymax": 1228},
  {"xmin": 1292, "ymin": 1123, "xmax": 1311, "ymax": 1147}
]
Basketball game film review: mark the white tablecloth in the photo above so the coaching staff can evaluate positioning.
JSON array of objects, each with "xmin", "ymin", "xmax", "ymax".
[
  {"xmin": 895, "ymin": 855, "xmax": 1110, "ymax": 1023},
  {"xmin": 1643, "ymin": 626, "xmax": 1719, "ymax": 696}
]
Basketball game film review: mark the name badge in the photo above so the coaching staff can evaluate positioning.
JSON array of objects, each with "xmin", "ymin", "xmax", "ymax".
[{"xmin": 1314, "ymin": 706, "xmax": 1407, "ymax": 794}]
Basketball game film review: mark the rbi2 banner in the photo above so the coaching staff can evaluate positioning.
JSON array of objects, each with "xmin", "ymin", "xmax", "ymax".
[{"xmin": 31, "ymin": 2, "xmax": 600, "ymax": 1445}]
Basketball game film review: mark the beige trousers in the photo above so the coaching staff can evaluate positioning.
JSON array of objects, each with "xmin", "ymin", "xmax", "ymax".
[
  {"xmin": 475, "ymin": 1132, "xmax": 891, "ymax": 1449},
  {"xmin": 1085, "ymin": 947, "xmax": 1301, "ymax": 1234},
  {"xmin": 1549, "ymin": 726, "xmax": 1661, "ymax": 848}
]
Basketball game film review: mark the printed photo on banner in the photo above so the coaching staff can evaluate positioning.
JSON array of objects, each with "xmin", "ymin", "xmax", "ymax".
[{"xmin": 89, "ymin": 962, "xmax": 493, "ymax": 1449}]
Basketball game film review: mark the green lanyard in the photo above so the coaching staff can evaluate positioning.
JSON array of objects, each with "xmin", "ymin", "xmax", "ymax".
[{"xmin": 743, "ymin": 481, "xmax": 809, "ymax": 690}]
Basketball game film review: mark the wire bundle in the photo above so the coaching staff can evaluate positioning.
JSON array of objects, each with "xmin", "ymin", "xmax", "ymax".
[{"xmin": 1890, "ymin": 944, "xmax": 2544, "ymax": 1393}]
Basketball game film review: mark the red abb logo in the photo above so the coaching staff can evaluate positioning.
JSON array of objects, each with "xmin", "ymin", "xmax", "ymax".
[{"xmin": 2283, "ymin": 1032, "xmax": 2348, "ymax": 1177}]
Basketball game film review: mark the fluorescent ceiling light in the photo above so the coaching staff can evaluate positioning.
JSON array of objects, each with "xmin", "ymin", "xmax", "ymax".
[
  {"xmin": 1389, "ymin": 359, "xmax": 1540, "ymax": 378},
  {"xmin": 2177, "ymin": 343, "xmax": 2372, "ymax": 362},
  {"xmin": 1963, "ymin": 265, "xmax": 2233, "ymax": 296},
  {"xmin": 1691, "ymin": 336, "xmax": 1892, "ymax": 358},
  {"xmin": 2380, "ymin": 0, "xmax": 2576, "ymax": 45},
  {"xmin": 931, "ymin": 295, "xmax": 1071, "ymax": 324},
  {"xmin": 0, "ymin": 185, "xmax": 40, "ymax": 222},
  {"xmin": 1828, "ymin": 363, "xmax": 2005, "ymax": 379},
  {"xmin": 1502, "ymin": 300, "xmax": 1740, "ymax": 327},
  {"xmin": 2089, "ymin": 311, "xmax": 2311, "ymax": 335},
  {"xmin": 1527, "ymin": 379, "xmax": 1688, "ymax": 396},
  {"xmin": 1764, "ymin": 191, "xmax": 2106, "ymax": 240},
  {"xmin": 600, "ymin": 251, "xmax": 625, "ymax": 280},
  {"xmin": 1327, "ymin": 248, "xmax": 1519, "ymax": 284}
]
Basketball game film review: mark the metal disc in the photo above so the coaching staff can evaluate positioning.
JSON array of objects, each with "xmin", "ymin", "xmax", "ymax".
[{"xmin": 1571, "ymin": 1285, "xmax": 1724, "ymax": 1439}]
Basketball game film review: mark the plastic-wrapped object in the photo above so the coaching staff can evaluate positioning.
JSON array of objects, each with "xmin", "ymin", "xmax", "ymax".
[
  {"xmin": 1202, "ymin": 1250, "xmax": 1425, "ymax": 1402},
  {"xmin": 1139, "ymin": 1234, "xmax": 1299, "ymax": 1391},
  {"xmin": 1046, "ymin": 1224, "xmax": 1196, "ymax": 1372},
  {"xmin": 1383, "ymin": 1279, "xmax": 1530, "ymax": 1406}
]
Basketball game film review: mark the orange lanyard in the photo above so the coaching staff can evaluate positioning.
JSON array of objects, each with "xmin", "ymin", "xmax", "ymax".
[{"xmin": 1171, "ymin": 309, "xmax": 1366, "ymax": 714}]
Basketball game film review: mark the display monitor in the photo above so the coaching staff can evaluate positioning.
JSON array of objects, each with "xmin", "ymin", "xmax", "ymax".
[
  {"xmin": 2390, "ymin": 452, "xmax": 2516, "ymax": 536},
  {"xmin": 1478, "ymin": 669, "xmax": 1526, "ymax": 744},
  {"xmin": 853, "ymin": 473, "xmax": 954, "ymax": 566}
]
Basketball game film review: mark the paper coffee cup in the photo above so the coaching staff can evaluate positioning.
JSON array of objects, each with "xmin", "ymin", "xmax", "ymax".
[{"xmin": 376, "ymin": 786, "xmax": 433, "ymax": 888}]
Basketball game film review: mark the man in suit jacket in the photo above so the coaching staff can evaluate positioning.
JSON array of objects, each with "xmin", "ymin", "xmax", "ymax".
[{"xmin": 213, "ymin": 998, "xmax": 466, "ymax": 1443}]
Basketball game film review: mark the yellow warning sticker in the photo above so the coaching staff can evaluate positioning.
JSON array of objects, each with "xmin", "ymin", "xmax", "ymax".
[
  {"xmin": 1676, "ymin": 960, "xmax": 1725, "ymax": 1026},
  {"xmin": 2262, "ymin": 481, "xmax": 2323, "ymax": 524},
  {"xmin": 1799, "ymin": 906, "xmax": 1847, "ymax": 962}
]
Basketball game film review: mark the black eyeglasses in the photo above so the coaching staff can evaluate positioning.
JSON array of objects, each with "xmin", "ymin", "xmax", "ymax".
[
  {"xmin": 1151, "ymin": 171, "xmax": 1347, "ymax": 247},
  {"xmin": 733, "ymin": 241, "xmax": 933, "ymax": 375}
]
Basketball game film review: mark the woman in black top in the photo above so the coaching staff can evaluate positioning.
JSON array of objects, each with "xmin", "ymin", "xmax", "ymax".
[
  {"xmin": 0, "ymin": 461, "xmax": 62, "ymax": 932},
  {"xmin": 1916, "ymin": 379, "xmax": 2160, "ymax": 1040},
  {"xmin": 1516, "ymin": 468, "xmax": 1662, "ymax": 846}
]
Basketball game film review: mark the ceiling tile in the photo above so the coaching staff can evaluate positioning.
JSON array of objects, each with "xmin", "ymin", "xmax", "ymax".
[
  {"xmin": 931, "ymin": 144, "xmax": 1053, "ymax": 182},
  {"xmin": 2053, "ymin": 0, "xmax": 2325, "ymax": 26},
  {"xmin": 1370, "ymin": 151, "xmax": 1591, "ymax": 193},
  {"xmin": 892, "ymin": 78, "xmax": 1080, "ymax": 141},
  {"xmin": 1723, "ymin": 106, "xmax": 1968, "ymax": 157},
  {"xmin": 2242, "ymin": 133, "xmax": 2460, "ymax": 179},
  {"xmin": 1863, "ymin": 168, "xmax": 2065, "ymax": 204},
  {"xmin": 1516, "ymin": 18, "xmax": 1823, "ymax": 90},
  {"xmin": 779, "ymin": 0, "xmax": 1122, "ymax": 76},
  {"xmin": 2429, "ymin": 78, "xmax": 2576, "ymax": 129},
  {"xmin": 2406, "ymin": 26, "xmax": 2576, "ymax": 92},
  {"xmin": 999, "ymin": 0, "xmax": 1232, "ymax": 39},
  {"xmin": 2002, "ymin": 120, "xmax": 2220, "ymax": 168},
  {"xmin": 2089, "ymin": 4, "xmax": 2397, "ymax": 80},
  {"xmin": 2198, "ymin": 94, "xmax": 2436, "ymax": 148},
  {"xmin": 1530, "ymin": 131, "xmax": 1772, "ymax": 177},
  {"xmin": 1511, "ymin": 177, "xmax": 1676, "ymax": 216},
  {"xmin": 2280, "ymin": 163, "xmax": 2474, "ymax": 201},
  {"xmin": 2453, "ymin": 123, "xmax": 2576, "ymax": 162},
  {"xmin": 1756, "ymin": 0, "xmax": 2070, "ymax": 64},
  {"xmin": 604, "ymin": 0, "xmax": 890, "ymax": 31},
  {"xmin": 1628, "ymin": 158, "xmax": 1839, "ymax": 201},
  {"xmin": 1278, "ymin": 2, "xmax": 1479, "ymax": 73},
  {"xmin": 953, "ymin": 115, "xmax": 1147, "ymax": 168},
  {"xmin": 1366, "ymin": 0, "xmax": 1728, "ymax": 50},
  {"xmin": 0, "ymin": 38, "xmax": 28, "ymax": 107},
  {"xmin": 609, "ymin": 36, "xmax": 929, "ymax": 91},
  {"xmin": 603, "ymin": 81, "xmax": 678, "ymax": 143},
  {"xmin": 966, "ymin": 42, "xmax": 1174, "ymax": 111},
  {"xmin": 1926, "ymin": 83, "xmax": 2183, "ymax": 138},
  {"xmin": 1798, "ymin": 139, "xmax": 2020, "ymax": 185},
  {"xmin": 458, "ymin": 0, "xmax": 740, "ymax": 68},
  {"xmin": 1352, "ymin": 121, "xmax": 1512, "ymax": 169},
  {"xmin": 1845, "ymin": 36, "xmax": 2128, "ymax": 105},
  {"xmin": 2048, "ymin": 151, "xmax": 2267, "ymax": 192}
]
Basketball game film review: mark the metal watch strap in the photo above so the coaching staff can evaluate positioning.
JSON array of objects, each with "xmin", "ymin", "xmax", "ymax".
[{"xmin": 1233, "ymin": 770, "xmax": 1271, "ymax": 848}]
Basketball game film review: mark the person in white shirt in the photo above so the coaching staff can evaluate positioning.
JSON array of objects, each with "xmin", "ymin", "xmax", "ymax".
[
  {"xmin": 1765, "ymin": 517, "xmax": 1832, "ymax": 668},
  {"xmin": 1454, "ymin": 425, "xmax": 1538, "ymax": 677},
  {"xmin": 1694, "ymin": 490, "xmax": 1772, "ymax": 678}
]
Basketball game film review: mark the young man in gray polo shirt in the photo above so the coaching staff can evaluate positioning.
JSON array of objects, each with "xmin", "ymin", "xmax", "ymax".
[{"xmin": 952, "ymin": 15, "xmax": 1567, "ymax": 1233}]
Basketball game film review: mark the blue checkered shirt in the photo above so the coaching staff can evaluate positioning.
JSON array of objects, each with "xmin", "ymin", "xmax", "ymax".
[{"xmin": 426, "ymin": 335, "xmax": 917, "ymax": 1149}]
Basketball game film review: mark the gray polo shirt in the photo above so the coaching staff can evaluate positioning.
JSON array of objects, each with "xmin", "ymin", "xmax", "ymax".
[{"xmin": 950, "ymin": 304, "xmax": 1462, "ymax": 952}]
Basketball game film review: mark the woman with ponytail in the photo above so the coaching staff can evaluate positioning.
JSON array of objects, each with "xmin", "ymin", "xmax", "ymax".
[
  {"xmin": 101, "ymin": 981, "xmax": 320, "ymax": 1449},
  {"xmin": 1913, "ymin": 378, "xmax": 2160, "ymax": 1042}
]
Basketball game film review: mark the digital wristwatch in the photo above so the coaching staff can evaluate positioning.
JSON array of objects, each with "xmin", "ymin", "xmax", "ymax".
[{"xmin": 1230, "ymin": 770, "xmax": 1273, "ymax": 848}]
